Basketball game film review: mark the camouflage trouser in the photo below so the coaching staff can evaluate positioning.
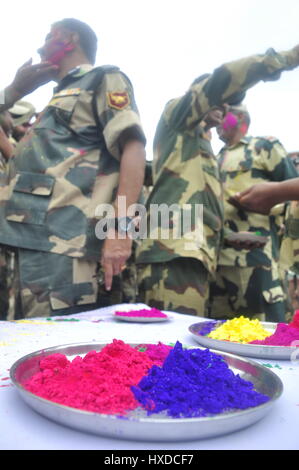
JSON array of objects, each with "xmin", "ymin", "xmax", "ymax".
[
  {"xmin": 137, "ymin": 258, "xmax": 210, "ymax": 316},
  {"xmin": 0, "ymin": 246, "xmax": 137, "ymax": 320},
  {"xmin": 0, "ymin": 247, "xmax": 15, "ymax": 319},
  {"xmin": 209, "ymin": 265, "xmax": 286, "ymax": 322}
]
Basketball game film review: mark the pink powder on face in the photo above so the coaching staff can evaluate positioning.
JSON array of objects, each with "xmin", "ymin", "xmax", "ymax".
[
  {"xmin": 222, "ymin": 112, "xmax": 238, "ymax": 131},
  {"xmin": 250, "ymin": 323, "xmax": 299, "ymax": 346},
  {"xmin": 115, "ymin": 308, "xmax": 168, "ymax": 318},
  {"xmin": 24, "ymin": 340, "xmax": 155, "ymax": 415}
]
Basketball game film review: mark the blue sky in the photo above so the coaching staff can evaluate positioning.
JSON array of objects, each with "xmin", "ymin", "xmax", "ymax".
[{"xmin": 1, "ymin": 0, "xmax": 299, "ymax": 155}]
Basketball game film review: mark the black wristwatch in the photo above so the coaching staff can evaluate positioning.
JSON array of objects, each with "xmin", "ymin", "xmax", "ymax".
[{"xmin": 116, "ymin": 216, "xmax": 135, "ymax": 234}]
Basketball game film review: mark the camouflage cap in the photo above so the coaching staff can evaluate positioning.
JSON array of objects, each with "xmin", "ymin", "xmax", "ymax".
[{"xmin": 9, "ymin": 100, "xmax": 36, "ymax": 126}]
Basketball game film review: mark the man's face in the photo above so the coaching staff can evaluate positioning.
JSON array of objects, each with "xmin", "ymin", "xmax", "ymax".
[
  {"xmin": 217, "ymin": 112, "xmax": 241, "ymax": 143},
  {"xmin": 38, "ymin": 27, "xmax": 73, "ymax": 66},
  {"xmin": 204, "ymin": 107, "xmax": 225, "ymax": 129}
]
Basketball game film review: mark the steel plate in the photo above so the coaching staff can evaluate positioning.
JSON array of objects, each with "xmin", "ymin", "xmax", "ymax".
[
  {"xmin": 113, "ymin": 315, "xmax": 169, "ymax": 323},
  {"xmin": 189, "ymin": 321, "xmax": 297, "ymax": 360},
  {"xmin": 10, "ymin": 342, "xmax": 283, "ymax": 442}
]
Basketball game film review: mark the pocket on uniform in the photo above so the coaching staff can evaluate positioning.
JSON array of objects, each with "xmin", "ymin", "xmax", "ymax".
[
  {"xmin": 36, "ymin": 93, "xmax": 79, "ymax": 131},
  {"xmin": 286, "ymin": 217, "xmax": 299, "ymax": 240},
  {"xmin": 262, "ymin": 286, "xmax": 285, "ymax": 305},
  {"xmin": 49, "ymin": 282, "xmax": 96, "ymax": 310},
  {"xmin": 5, "ymin": 172, "xmax": 55, "ymax": 225}
]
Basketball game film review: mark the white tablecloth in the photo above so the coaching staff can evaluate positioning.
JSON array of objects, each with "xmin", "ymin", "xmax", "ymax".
[{"xmin": 0, "ymin": 304, "xmax": 298, "ymax": 450}]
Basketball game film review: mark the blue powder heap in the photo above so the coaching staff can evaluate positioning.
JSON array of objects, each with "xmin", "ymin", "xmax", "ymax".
[
  {"xmin": 199, "ymin": 320, "xmax": 225, "ymax": 336},
  {"xmin": 132, "ymin": 342, "xmax": 269, "ymax": 418}
]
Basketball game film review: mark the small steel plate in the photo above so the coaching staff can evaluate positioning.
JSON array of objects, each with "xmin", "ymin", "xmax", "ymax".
[
  {"xmin": 113, "ymin": 314, "xmax": 169, "ymax": 323},
  {"xmin": 189, "ymin": 321, "xmax": 298, "ymax": 360},
  {"xmin": 10, "ymin": 342, "xmax": 283, "ymax": 442}
]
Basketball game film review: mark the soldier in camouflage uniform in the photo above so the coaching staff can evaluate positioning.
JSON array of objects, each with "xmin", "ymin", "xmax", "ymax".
[
  {"xmin": 136, "ymin": 45, "xmax": 299, "ymax": 317},
  {"xmin": 209, "ymin": 105, "xmax": 298, "ymax": 322},
  {"xmin": 0, "ymin": 113, "xmax": 15, "ymax": 318},
  {"xmin": 0, "ymin": 18, "xmax": 146, "ymax": 319}
]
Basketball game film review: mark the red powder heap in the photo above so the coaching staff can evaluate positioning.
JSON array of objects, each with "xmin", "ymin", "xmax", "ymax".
[
  {"xmin": 289, "ymin": 310, "xmax": 299, "ymax": 331},
  {"xmin": 250, "ymin": 323, "xmax": 299, "ymax": 346},
  {"xmin": 142, "ymin": 343, "xmax": 173, "ymax": 366},
  {"xmin": 25, "ymin": 340, "xmax": 156, "ymax": 415},
  {"xmin": 115, "ymin": 308, "xmax": 167, "ymax": 318}
]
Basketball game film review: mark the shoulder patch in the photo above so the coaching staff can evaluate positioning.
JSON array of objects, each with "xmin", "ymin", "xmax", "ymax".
[{"xmin": 107, "ymin": 92, "xmax": 130, "ymax": 110}]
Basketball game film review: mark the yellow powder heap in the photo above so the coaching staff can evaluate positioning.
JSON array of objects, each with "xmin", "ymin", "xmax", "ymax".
[{"xmin": 207, "ymin": 316, "xmax": 272, "ymax": 344}]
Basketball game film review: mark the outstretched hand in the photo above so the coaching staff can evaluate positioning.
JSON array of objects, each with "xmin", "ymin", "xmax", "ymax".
[
  {"xmin": 6, "ymin": 59, "xmax": 59, "ymax": 102},
  {"xmin": 228, "ymin": 182, "xmax": 281, "ymax": 215}
]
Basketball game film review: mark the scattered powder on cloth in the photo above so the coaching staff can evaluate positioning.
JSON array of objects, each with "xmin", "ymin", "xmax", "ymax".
[
  {"xmin": 132, "ymin": 342, "xmax": 269, "ymax": 418},
  {"xmin": 115, "ymin": 308, "xmax": 168, "ymax": 318},
  {"xmin": 250, "ymin": 323, "xmax": 299, "ymax": 346},
  {"xmin": 207, "ymin": 316, "xmax": 272, "ymax": 343},
  {"xmin": 25, "ymin": 340, "xmax": 156, "ymax": 415}
]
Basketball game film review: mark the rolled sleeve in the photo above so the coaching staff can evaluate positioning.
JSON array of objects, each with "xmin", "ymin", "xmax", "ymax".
[{"xmin": 96, "ymin": 71, "xmax": 145, "ymax": 160}]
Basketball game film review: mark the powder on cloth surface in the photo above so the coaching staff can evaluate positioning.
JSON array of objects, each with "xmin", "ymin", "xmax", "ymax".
[
  {"xmin": 207, "ymin": 316, "xmax": 272, "ymax": 343},
  {"xmin": 250, "ymin": 323, "xmax": 299, "ymax": 346},
  {"xmin": 115, "ymin": 308, "xmax": 167, "ymax": 318},
  {"xmin": 24, "ymin": 340, "xmax": 155, "ymax": 415},
  {"xmin": 132, "ymin": 342, "xmax": 269, "ymax": 418}
]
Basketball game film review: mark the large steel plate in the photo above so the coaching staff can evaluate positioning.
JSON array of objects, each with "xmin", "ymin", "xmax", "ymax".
[
  {"xmin": 189, "ymin": 321, "xmax": 298, "ymax": 360},
  {"xmin": 10, "ymin": 342, "xmax": 283, "ymax": 442}
]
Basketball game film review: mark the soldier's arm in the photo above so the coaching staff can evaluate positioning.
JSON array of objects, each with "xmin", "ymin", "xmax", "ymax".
[
  {"xmin": 258, "ymin": 138, "xmax": 299, "ymax": 181},
  {"xmin": 164, "ymin": 46, "xmax": 299, "ymax": 131},
  {"xmin": 232, "ymin": 179, "xmax": 299, "ymax": 215},
  {"xmin": 0, "ymin": 127, "xmax": 14, "ymax": 160},
  {"xmin": 96, "ymin": 71, "xmax": 146, "ymax": 290},
  {"xmin": 0, "ymin": 60, "xmax": 58, "ymax": 111}
]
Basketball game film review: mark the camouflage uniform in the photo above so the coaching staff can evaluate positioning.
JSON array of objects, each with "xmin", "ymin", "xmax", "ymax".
[
  {"xmin": 0, "ymin": 64, "xmax": 145, "ymax": 319},
  {"xmin": 280, "ymin": 200, "xmax": 299, "ymax": 275},
  {"xmin": 136, "ymin": 47, "xmax": 299, "ymax": 316},
  {"xmin": 209, "ymin": 136, "xmax": 298, "ymax": 322}
]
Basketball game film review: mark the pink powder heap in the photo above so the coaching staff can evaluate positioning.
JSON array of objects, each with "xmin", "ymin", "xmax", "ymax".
[
  {"xmin": 143, "ymin": 343, "xmax": 173, "ymax": 366},
  {"xmin": 250, "ymin": 323, "xmax": 299, "ymax": 347},
  {"xmin": 115, "ymin": 308, "xmax": 168, "ymax": 318},
  {"xmin": 24, "ymin": 340, "xmax": 156, "ymax": 416},
  {"xmin": 289, "ymin": 310, "xmax": 299, "ymax": 331}
]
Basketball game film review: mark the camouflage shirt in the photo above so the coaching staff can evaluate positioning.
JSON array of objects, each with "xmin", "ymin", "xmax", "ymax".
[
  {"xmin": 0, "ymin": 65, "xmax": 145, "ymax": 259},
  {"xmin": 136, "ymin": 47, "xmax": 299, "ymax": 274},
  {"xmin": 280, "ymin": 200, "xmax": 299, "ymax": 274},
  {"xmin": 218, "ymin": 135, "xmax": 298, "ymax": 268}
]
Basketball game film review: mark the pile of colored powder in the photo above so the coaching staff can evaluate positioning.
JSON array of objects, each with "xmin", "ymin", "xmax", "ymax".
[
  {"xmin": 132, "ymin": 342, "xmax": 269, "ymax": 418},
  {"xmin": 142, "ymin": 343, "xmax": 173, "ymax": 366},
  {"xmin": 115, "ymin": 308, "xmax": 167, "ymax": 318},
  {"xmin": 200, "ymin": 320, "xmax": 225, "ymax": 336},
  {"xmin": 207, "ymin": 316, "xmax": 272, "ymax": 343},
  {"xmin": 250, "ymin": 323, "xmax": 299, "ymax": 346},
  {"xmin": 289, "ymin": 310, "xmax": 299, "ymax": 331},
  {"xmin": 24, "ymin": 340, "xmax": 156, "ymax": 415}
]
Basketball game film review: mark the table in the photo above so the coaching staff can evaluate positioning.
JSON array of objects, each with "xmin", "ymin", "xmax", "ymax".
[{"xmin": 0, "ymin": 304, "xmax": 298, "ymax": 450}]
